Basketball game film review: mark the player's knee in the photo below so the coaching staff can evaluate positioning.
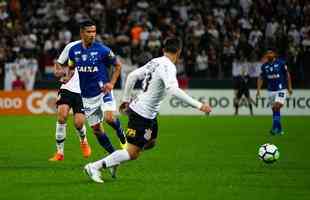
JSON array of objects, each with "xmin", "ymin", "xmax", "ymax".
[
  {"xmin": 126, "ymin": 144, "xmax": 141, "ymax": 160},
  {"xmin": 104, "ymin": 114, "xmax": 114, "ymax": 124},
  {"xmin": 128, "ymin": 150, "xmax": 140, "ymax": 160},
  {"xmin": 91, "ymin": 124, "xmax": 102, "ymax": 135},
  {"xmin": 272, "ymin": 103, "xmax": 282, "ymax": 111},
  {"xmin": 57, "ymin": 106, "xmax": 69, "ymax": 123},
  {"xmin": 57, "ymin": 115, "xmax": 67, "ymax": 124},
  {"xmin": 74, "ymin": 122, "xmax": 84, "ymax": 130},
  {"xmin": 234, "ymin": 98, "xmax": 239, "ymax": 105},
  {"xmin": 74, "ymin": 116, "xmax": 84, "ymax": 130}
]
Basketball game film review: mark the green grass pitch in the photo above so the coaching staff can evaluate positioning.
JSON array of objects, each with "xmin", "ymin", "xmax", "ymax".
[{"xmin": 0, "ymin": 115, "xmax": 309, "ymax": 200}]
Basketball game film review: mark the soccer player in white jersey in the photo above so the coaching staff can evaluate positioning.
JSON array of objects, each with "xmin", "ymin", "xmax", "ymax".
[
  {"xmin": 84, "ymin": 37, "xmax": 212, "ymax": 183},
  {"xmin": 49, "ymin": 41, "xmax": 91, "ymax": 161}
]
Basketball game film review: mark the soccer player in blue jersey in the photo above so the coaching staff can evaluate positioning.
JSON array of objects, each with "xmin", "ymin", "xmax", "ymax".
[
  {"xmin": 67, "ymin": 20, "xmax": 126, "ymax": 154},
  {"xmin": 257, "ymin": 51, "xmax": 293, "ymax": 135}
]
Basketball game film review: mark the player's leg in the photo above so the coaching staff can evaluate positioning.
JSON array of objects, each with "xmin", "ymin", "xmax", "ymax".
[
  {"xmin": 271, "ymin": 102, "xmax": 284, "ymax": 135},
  {"xmin": 49, "ymin": 104, "xmax": 69, "ymax": 161},
  {"xmin": 74, "ymin": 113, "xmax": 91, "ymax": 158},
  {"xmin": 104, "ymin": 110, "xmax": 126, "ymax": 145},
  {"xmin": 50, "ymin": 90, "xmax": 74, "ymax": 161},
  {"xmin": 91, "ymin": 122, "xmax": 115, "ymax": 154},
  {"xmin": 234, "ymin": 90, "xmax": 242, "ymax": 115},
  {"xmin": 84, "ymin": 108, "xmax": 155, "ymax": 182},
  {"xmin": 103, "ymin": 92, "xmax": 126, "ymax": 145},
  {"xmin": 143, "ymin": 117, "xmax": 158, "ymax": 150},
  {"xmin": 271, "ymin": 103, "xmax": 281, "ymax": 134},
  {"xmin": 83, "ymin": 95, "xmax": 115, "ymax": 154},
  {"xmin": 72, "ymin": 95, "xmax": 91, "ymax": 157},
  {"xmin": 247, "ymin": 97, "xmax": 254, "ymax": 116},
  {"xmin": 74, "ymin": 113, "xmax": 87, "ymax": 141},
  {"xmin": 91, "ymin": 143, "xmax": 140, "ymax": 169},
  {"xmin": 270, "ymin": 90, "xmax": 286, "ymax": 135},
  {"xmin": 84, "ymin": 143, "xmax": 136, "ymax": 183},
  {"xmin": 244, "ymin": 89, "xmax": 253, "ymax": 116}
]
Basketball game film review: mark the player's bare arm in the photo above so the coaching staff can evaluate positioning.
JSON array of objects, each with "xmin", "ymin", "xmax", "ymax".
[
  {"xmin": 287, "ymin": 71, "xmax": 293, "ymax": 96},
  {"xmin": 102, "ymin": 60, "xmax": 122, "ymax": 93},
  {"xmin": 58, "ymin": 59, "xmax": 75, "ymax": 84},
  {"xmin": 54, "ymin": 62, "xmax": 66, "ymax": 78}
]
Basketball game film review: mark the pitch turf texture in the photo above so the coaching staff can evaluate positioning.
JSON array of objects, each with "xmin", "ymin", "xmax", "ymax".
[{"xmin": 0, "ymin": 115, "xmax": 309, "ymax": 200}]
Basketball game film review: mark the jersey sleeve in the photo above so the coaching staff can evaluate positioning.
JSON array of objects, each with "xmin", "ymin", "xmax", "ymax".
[
  {"xmin": 68, "ymin": 47, "xmax": 75, "ymax": 68},
  {"xmin": 259, "ymin": 64, "xmax": 266, "ymax": 79},
  {"xmin": 167, "ymin": 87, "xmax": 203, "ymax": 109},
  {"xmin": 158, "ymin": 64, "xmax": 179, "ymax": 89},
  {"xmin": 57, "ymin": 44, "xmax": 70, "ymax": 64},
  {"xmin": 103, "ymin": 47, "xmax": 117, "ymax": 66},
  {"xmin": 159, "ymin": 64, "xmax": 202, "ymax": 109},
  {"xmin": 122, "ymin": 65, "xmax": 148, "ymax": 102},
  {"xmin": 281, "ymin": 62, "xmax": 288, "ymax": 73}
]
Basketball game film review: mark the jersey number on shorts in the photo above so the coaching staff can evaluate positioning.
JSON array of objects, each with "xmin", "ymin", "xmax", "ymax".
[{"xmin": 143, "ymin": 72, "xmax": 152, "ymax": 92}]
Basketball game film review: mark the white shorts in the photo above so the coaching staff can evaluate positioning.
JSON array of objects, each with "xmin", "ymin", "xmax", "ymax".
[
  {"xmin": 101, "ymin": 91, "xmax": 117, "ymax": 112},
  {"xmin": 268, "ymin": 89, "xmax": 287, "ymax": 105},
  {"xmin": 82, "ymin": 91, "xmax": 117, "ymax": 126}
]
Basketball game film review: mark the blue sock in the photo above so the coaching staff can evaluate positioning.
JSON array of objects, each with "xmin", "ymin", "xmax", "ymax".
[
  {"xmin": 95, "ymin": 132, "xmax": 115, "ymax": 153},
  {"xmin": 107, "ymin": 118, "xmax": 126, "ymax": 144},
  {"xmin": 272, "ymin": 111, "xmax": 282, "ymax": 131}
]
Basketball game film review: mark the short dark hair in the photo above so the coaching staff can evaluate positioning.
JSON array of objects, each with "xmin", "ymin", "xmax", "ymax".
[
  {"xmin": 163, "ymin": 37, "xmax": 182, "ymax": 53},
  {"xmin": 79, "ymin": 19, "xmax": 96, "ymax": 30}
]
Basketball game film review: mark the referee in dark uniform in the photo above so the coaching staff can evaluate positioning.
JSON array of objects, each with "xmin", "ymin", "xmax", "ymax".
[{"xmin": 233, "ymin": 60, "xmax": 254, "ymax": 116}]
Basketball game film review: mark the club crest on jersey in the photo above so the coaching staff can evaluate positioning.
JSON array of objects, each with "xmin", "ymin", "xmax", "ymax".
[{"xmin": 82, "ymin": 54, "xmax": 88, "ymax": 61}]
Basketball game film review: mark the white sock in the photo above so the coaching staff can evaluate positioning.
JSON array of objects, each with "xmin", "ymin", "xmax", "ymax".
[
  {"xmin": 92, "ymin": 149, "xmax": 130, "ymax": 170},
  {"xmin": 76, "ymin": 125, "xmax": 86, "ymax": 142},
  {"xmin": 56, "ymin": 122, "xmax": 66, "ymax": 154}
]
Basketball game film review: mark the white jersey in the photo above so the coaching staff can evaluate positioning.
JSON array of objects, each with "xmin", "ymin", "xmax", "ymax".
[
  {"xmin": 57, "ymin": 40, "xmax": 82, "ymax": 94},
  {"xmin": 123, "ymin": 56, "xmax": 202, "ymax": 119}
]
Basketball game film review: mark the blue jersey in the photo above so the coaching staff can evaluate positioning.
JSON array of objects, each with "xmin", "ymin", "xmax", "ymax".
[
  {"xmin": 260, "ymin": 58, "xmax": 288, "ymax": 91},
  {"xmin": 68, "ymin": 41, "xmax": 117, "ymax": 98}
]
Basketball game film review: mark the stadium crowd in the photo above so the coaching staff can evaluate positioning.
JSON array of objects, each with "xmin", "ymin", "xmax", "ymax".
[{"xmin": 1, "ymin": 0, "xmax": 310, "ymax": 89}]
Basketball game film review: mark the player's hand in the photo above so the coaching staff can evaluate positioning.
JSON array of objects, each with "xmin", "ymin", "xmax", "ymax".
[
  {"xmin": 58, "ymin": 69, "xmax": 74, "ymax": 84},
  {"xmin": 102, "ymin": 82, "xmax": 114, "ymax": 94},
  {"xmin": 256, "ymin": 90, "xmax": 261, "ymax": 97},
  {"xmin": 54, "ymin": 67, "xmax": 65, "ymax": 78},
  {"xmin": 119, "ymin": 102, "xmax": 129, "ymax": 115},
  {"xmin": 199, "ymin": 103, "xmax": 212, "ymax": 114}
]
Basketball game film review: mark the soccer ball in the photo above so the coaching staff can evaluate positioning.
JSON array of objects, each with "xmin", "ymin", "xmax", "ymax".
[{"xmin": 258, "ymin": 143, "xmax": 280, "ymax": 163}]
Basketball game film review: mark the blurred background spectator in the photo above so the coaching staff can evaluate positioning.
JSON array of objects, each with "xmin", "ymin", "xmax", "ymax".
[
  {"xmin": 11, "ymin": 75, "xmax": 25, "ymax": 90},
  {"xmin": 1, "ymin": 0, "xmax": 310, "ymax": 90}
]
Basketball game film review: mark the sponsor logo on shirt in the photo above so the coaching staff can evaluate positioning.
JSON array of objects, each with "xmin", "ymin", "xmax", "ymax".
[{"xmin": 77, "ymin": 66, "xmax": 99, "ymax": 72}]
